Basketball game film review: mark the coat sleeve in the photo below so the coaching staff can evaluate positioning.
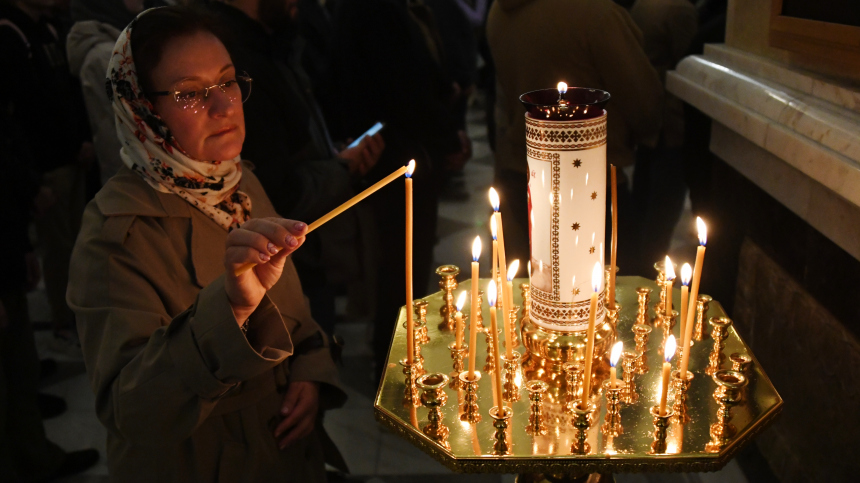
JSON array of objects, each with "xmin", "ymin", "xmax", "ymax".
[{"xmin": 68, "ymin": 209, "xmax": 295, "ymax": 445}]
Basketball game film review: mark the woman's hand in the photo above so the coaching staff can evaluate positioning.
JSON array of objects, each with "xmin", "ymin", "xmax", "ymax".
[
  {"xmin": 339, "ymin": 132, "xmax": 385, "ymax": 177},
  {"xmin": 224, "ymin": 218, "xmax": 307, "ymax": 324},
  {"xmin": 274, "ymin": 381, "xmax": 320, "ymax": 450}
]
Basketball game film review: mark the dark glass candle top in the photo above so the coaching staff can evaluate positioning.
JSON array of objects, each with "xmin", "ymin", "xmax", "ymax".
[{"xmin": 520, "ymin": 87, "xmax": 610, "ymax": 121}]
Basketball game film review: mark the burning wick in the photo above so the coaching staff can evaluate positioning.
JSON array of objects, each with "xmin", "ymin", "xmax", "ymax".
[{"xmin": 557, "ymin": 81, "xmax": 569, "ymax": 108}]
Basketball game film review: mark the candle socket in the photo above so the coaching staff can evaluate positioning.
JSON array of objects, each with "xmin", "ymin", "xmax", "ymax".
[
  {"xmin": 621, "ymin": 351, "xmax": 640, "ymax": 404},
  {"xmin": 632, "ymin": 324, "xmax": 652, "ymax": 374},
  {"xmin": 706, "ymin": 316, "xmax": 732, "ymax": 376},
  {"xmin": 525, "ymin": 380, "xmax": 548, "ymax": 436},
  {"xmin": 705, "ymin": 370, "xmax": 748, "ymax": 453},
  {"xmin": 416, "ymin": 373, "xmax": 450, "ymax": 447},
  {"xmin": 501, "ymin": 350, "xmax": 522, "ymax": 402},
  {"xmin": 635, "ymin": 287, "xmax": 652, "ymax": 325},
  {"xmin": 400, "ymin": 358, "xmax": 420, "ymax": 407},
  {"xmin": 483, "ymin": 327, "xmax": 501, "ymax": 374},
  {"xmin": 671, "ymin": 370, "xmax": 694, "ymax": 425},
  {"xmin": 606, "ymin": 303, "xmax": 621, "ymax": 329},
  {"xmin": 507, "ymin": 305, "xmax": 521, "ymax": 350},
  {"xmin": 414, "ymin": 300, "xmax": 430, "ymax": 344},
  {"xmin": 448, "ymin": 342, "xmax": 467, "ymax": 390},
  {"xmin": 730, "ymin": 352, "xmax": 753, "ymax": 374},
  {"xmin": 562, "ymin": 362, "xmax": 585, "ymax": 414},
  {"xmin": 459, "ymin": 372, "xmax": 482, "ymax": 423},
  {"xmin": 570, "ymin": 401, "xmax": 596, "ymax": 455},
  {"xmin": 694, "ymin": 295, "xmax": 712, "ymax": 342},
  {"xmin": 601, "ymin": 379, "xmax": 625, "ymax": 437},
  {"xmin": 649, "ymin": 405, "xmax": 674, "ymax": 454},
  {"xmin": 436, "ymin": 265, "xmax": 460, "ymax": 331},
  {"xmin": 489, "ymin": 406, "xmax": 512, "ymax": 455},
  {"xmin": 520, "ymin": 284, "xmax": 531, "ymax": 325}
]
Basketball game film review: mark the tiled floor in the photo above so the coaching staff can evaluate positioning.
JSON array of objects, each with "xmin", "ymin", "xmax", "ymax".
[{"xmin": 33, "ymin": 101, "xmax": 759, "ymax": 482}]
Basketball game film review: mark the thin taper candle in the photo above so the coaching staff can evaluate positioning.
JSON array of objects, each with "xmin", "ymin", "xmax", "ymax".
[
  {"xmin": 660, "ymin": 335, "xmax": 677, "ymax": 416},
  {"xmin": 405, "ymin": 164, "xmax": 415, "ymax": 364},
  {"xmin": 488, "ymin": 280, "xmax": 504, "ymax": 413},
  {"xmin": 664, "ymin": 256, "xmax": 675, "ymax": 327},
  {"xmin": 581, "ymin": 262, "xmax": 602, "ymax": 406},
  {"xmin": 491, "ymin": 216, "xmax": 499, "ymax": 287},
  {"xmin": 455, "ymin": 291, "xmax": 467, "ymax": 349},
  {"xmin": 468, "ymin": 237, "xmax": 482, "ymax": 377},
  {"xmin": 610, "ymin": 341, "xmax": 623, "ymax": 389},
  {"xmin": 503, "ymin": 260, "xmax": 519, "ymax": 357},
  {"xmin": 609, "ymin": 165, "xmax": 618, "ymax": 309},
  {"xmin": 489, "ymin": 189, "xmax": 510, "ymax": 335},
  {"xmin": 680, "ymin": 218, "xmax": 707, "ymax": 376},
  {"xmin": 679, "ymin": 263, "xmax": 692, "ymax": 346}
]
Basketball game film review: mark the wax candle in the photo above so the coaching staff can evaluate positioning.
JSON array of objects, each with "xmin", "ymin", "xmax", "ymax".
[
  {"xmin": 680, "ymin": 218, "xmax": 707, "ymax": 376},
  {"xmin": 502, "ymin": 260, "xmax": 520, "ymax": 357},
  {"xmin": 491, "ymin": 215, "xmax": 499, "ymax": 287},
  {"xmin": 581, "ymin": 262, "xmax": 602, "ymax": 406},
  {"xmin": 609, "ymin": 165, "xmax": 618, "ymax": 309},
  {"xmin": 405, "ymin": 162, "xmax": 415, "ymax": 364},
  {"xmin": 679, "ymin": 263, "xmax": 692, "ymax": 345},
  {"xmin": 610, "ymin": 341, "xmax": 623, "ymax": 389},
  {"xmin": 664, "ymin": 256, "xmax": 675, "ymax": 327},
  {"xmin": 455, "ymin": 291, "xmax": 467, "ymax": 349},
  {"xmin": 487, "ymin": 280, "xmax": 504, "ymax": 413},
  {"xmin": 489, "ymin": 188, "xmax": 510, "ymax": 332},
  {"xmin": 468, "ymin": 236, "xmax": 482, "ymax": 378},
  {"xmin": 660, "ymin": 335, "xmax": 677, "ymax": 416}
]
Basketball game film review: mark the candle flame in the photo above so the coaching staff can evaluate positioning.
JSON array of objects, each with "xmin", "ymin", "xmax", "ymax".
[
  {"xmin": 487, "ymin": 280, "xmax": 497, "ymax": 307},
  {"xmin": 664, "ymin": 256, "xmax": 675, "ymax": 280},
  {"xmin": 664, "ymin": 335, "xmax": 677, "ymax": 362},
  {"xmin": 489, "ymin": 188, "xmax": 500, "ymax": 211},
  {"xmin": 472, "ymin": 236, "xmax": 482, "ymax": 262},
  {"xmin": 681, "ymin": 263, "xmax": 692, "ymax": 286},
  {"xmin": 697, "ymin": 217, "xmax": 707, "ymax": 246},
  {"xmin": 610, "ymin": 341, "xmax": 623, "ymax": 367},
  {"xmin": 405, "ymin": 159, "xmax": 416, "ymax": 178},
  {"xmin": 490, "ymin": 215, "xmax": 497, "ymax": 240},
  {"xmin": 507, "ymin": 260, "xmax": 519, "ymax": 281},
  {"xmin": 591, "ymin": 261, "xmax": 602, "ymax": 293},
  {"xmin": 455, "ymin": 291, "xmax": 467, "ymax": 312},
  {"xmin": 557, "ymin": 81, "xmax": 568, "ymax": 94}
]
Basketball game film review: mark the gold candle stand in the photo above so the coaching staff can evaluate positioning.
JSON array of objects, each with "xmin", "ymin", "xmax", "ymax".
[
  {"xmin": 671, "ymin": 369, "xmax": 694, "ymax": 424},
  {"xmin": 601, "ymin": 380, "xmax": 625, "ymax": 437},
  {"xmin": 635, "ymin": 287, "xmax": 652, "ymax": 325},
  {"xmin": 520, "ymin": 284, "xmax": 530, "ymax": 324},
  {"xmin": 400, "ymin": 358, "xmax": 420, "ymax": 407},
  {"xmin": 661, "ymin": 309, "xmax": 678, "ymax": 347},
  {"xmin": 417, "ymin": 373, "xmax": 450, "ymax": 447},
  {"xmin": 694, "ymin": 294, "xmax": 712, "ymax": 342},
  {"xmin": 571, "ymin": 401, "xmax": 596, "ymax": 455},
  {"xmin": 459, "ymin": 372, "xmax": 482, "ymax": 423},
  {"xmin": 621, "ymin": 351, "xmax": 640, "ymax": 404},
  {"xmin": 490, "ymin": 406, "xmax": 512, "ymax": 455},
  {"xmin": 475, "ymin": 290, "xmax": 485, "ymax": 331},
  {"xmin": 501, "ymin": 350, "xmax": 522, "ymax": 402},
  {"xmin": 606, "ymin": 303, "xmax": 621, "ymax": 329},
  {"xmin": 414, "ymin": 299, "xmax": 430, "ymax": 344},
  {"xmin": 484, "ymin": 326, "xmax": 500, "ymax": 374},
  {"xmin": 705, "ymin": 370, "xmax": 748, "ymax": 453},
  {"xmin": 525, "ymin": 380, "xmax": 549, "ymax": 436},
  {"xmin": 563, "ymin": 362, "xmax": 584, "ymax": 414},
  {"xmin": 436, "ymin": 265, "xmax": 460, "ymax": 331},
  {"xmin": 507, "ymin": 305, "xmax": 521, "ymax": 350},
  {"xmin": 706, "ymin": 316, "xmax": 733, "ymax": 376},
  {"xmin": 653, "ymin": 261, "xmax": 669, "ymax": 327},
  {"xmin": 632, "ymin": 324, "xmax": 652, "ymax": 374},
  {"xmin": 730, "ymin": 353, "xmax": 752, "ymax": 374},
  {"xmin": 449, "ymin": 342, "xmax": 467, "ymax": 390},
  {"xmin": 650, "ymin": 405, "xmax": 674, "ymax": 454}
]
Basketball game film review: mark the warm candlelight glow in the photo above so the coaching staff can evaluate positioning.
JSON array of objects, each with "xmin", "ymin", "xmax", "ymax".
[
  {"xmin": 557, "ymin": 81, "xmax": 568, "ymax": 94},
  {"xmin": 489, "ymin": 187, "xmax": 500, "ymax": 212},
  {"xmin": 665, "ymin": 256, "xmax": 675, "ymax": 281},
  {"xmin": 528, "ymin": 261, "xmax": 531, "ymax": 277},
  {"xmin": 490, "ymin": 215, "xmax": 497, "ymax": 240},
  {"xmin": 665, "ymin": 335, "xmax": 677, "ymax": 363},
  {"xmin": 507, "ymin": 260, "xmax": 519, "ymax": 281},
  {"xmin": 591, "ymin": 261, "xmax": 602, "ymax": 293},
  {"xmin": 456, "ymin": 291, "xmax": 467, "ymax": 312},
  {"xmin": 405, "ymin": 159, "xmax": 416, "ymax": 177},
  {"xmin": 488, "ymin": 279, "xmax": 497, "ymax": 307},
  {"xmin": 697, "ymin": 216, "xmax": 708, "ymax": 246},
  {"xmin": 681, "ymin": 263, "xmax": 692, "ymax": 286},
  {"xmin": 610, "ymin": 341, "xmax": 623, "ymax": 367},
  {"xmin": 472, "ymin": 236, "xmax": 482, "ymax": 261}
]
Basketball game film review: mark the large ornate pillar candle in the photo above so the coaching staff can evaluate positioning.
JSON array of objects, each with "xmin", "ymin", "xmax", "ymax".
[{"xmin": 521, "ymin": 84, "xmax": 610, "ymax": 334}]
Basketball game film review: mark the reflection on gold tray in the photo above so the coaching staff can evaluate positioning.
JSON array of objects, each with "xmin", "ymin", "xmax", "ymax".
[{"xmin": 374, "ymin": 276, "xmax": 782, "ymax": 476}]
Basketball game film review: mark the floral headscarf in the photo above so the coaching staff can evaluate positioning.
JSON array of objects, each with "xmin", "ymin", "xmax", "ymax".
[{"xmin": 106, "ymin": 10, "xmax": 251, "ymax": 231}]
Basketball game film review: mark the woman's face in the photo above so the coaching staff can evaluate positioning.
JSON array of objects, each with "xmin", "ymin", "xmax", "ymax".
[{"xmin": 149, "ymin": 31, "xmax": 245, "ymax": 161}]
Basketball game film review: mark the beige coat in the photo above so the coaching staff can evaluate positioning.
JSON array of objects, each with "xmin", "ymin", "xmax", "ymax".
[
  {"xmin": 488, "ymin": 0, "xmax": 663, "ymax": 173},
  {"xmin": 67, "ymin": 165, "xmax": 346, "ymax": 482}
]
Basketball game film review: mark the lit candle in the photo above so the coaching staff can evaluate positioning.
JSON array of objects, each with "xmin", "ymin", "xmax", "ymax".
[
  {"xmin": 680, "ymin": 218, "xmax": 707, "ymax": 376},
  {"xmin": 489, "ymin": 188, "xmax": 510, "ymax": 330},
  {"xmin": 491, "ymin": 215, "xmax": 499, "ymax": 287},
  {"xmin": 503, "ymin": 260, "xmax": 520, "ymax": 357},
  {"xmin": 468, "ymin": 236, "xmax": 482, "ymax": 378},
  {"xmin": 664, "ymin": 256, "xmax": 675, "ymax": 327},
  {"xmin": 610, "ymin": 341, "xmax": 623, "ymax": 389},
  {"xmin": 405, "ymin": 161, "xmax": 415, "ymax": 364},
  {"xmin": 609, "ymin": 165, "xmax": 618, "ymax": 309},
  {"xmin": 581, "ymin": 262, "xmax": 602, "ymax": 407},
  {"xmin": 455, "ymin": 291, "xmax": 467, "ymax": 350},
  {"xmin": 679, "ymin": 263, "xmax": 692, "ymax": 344},
  {"xmin": 487, "ymin": 280, "xmax": 504, "ymax": 413},
  {"xmin": 660, "ymin": 335, "xmax": 677, "ymax": 416}
]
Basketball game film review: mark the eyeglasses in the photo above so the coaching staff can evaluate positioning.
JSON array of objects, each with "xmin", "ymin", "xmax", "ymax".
[{"xmin": 148, "ymin": 72, "xmax": 253, "ymax": 111}]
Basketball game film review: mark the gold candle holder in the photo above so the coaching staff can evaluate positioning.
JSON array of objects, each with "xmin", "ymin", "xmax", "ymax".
[
  {"xmin": 671, "ymin": 369, "xmax": 694, "ymax": 424},
  {"xmin": 507, "ymin": 305, "xmax": 521, "ymax": 350},
  {"xmin": 662, "ymin": 309, "xmax": 678, "ymax": 346},
  {"xmin": 436, "ymin": 265, "xmax": 460, "ymax": 331},
  {"xmin": 650, "ymin": 405, "xmax": 674, "ymax": 454},
  {"xmin": 705, "ymin": 370, "xmax": 748, "ymax": 453},
  {"xmin": 694, "ymin": 294, "xmax": 712, "ymax": 342},
  {"xmin": 520, "ymin": 283, "xmax": 530, "ymax": 324},
  {"xmin": 400, "ymin": 358, "xmax": 420, "ymax": 407},
  {"xmin": 475, "ymin": 290, "xmax": 485, "ymax": 331},
  {"xmin": 562, "ymin": 362, "xmax": 584, "ymax": 414},
  {"xmin": 653, "ymin": 261, "xmax": 669, "ymax": 327},
  {"xmin": 525, "ymin": 380, "xmax": 548, "ymax": 436},
  {"xmin": 601, "ymin": 379, "xmax": 625, "ymax": 437},
  {"xmin": 501, "ymin": 350, "xmax": 522, "ymax": 402},
  {"xmin": 730, "ymin": 352, "xmax": 752, "ymax": 374},
  {"xmin": 604, "ymin": 265, "xmax": 619, "ymax": 308},
  {"xmin": 606, "ymin": 302, "xmax": 622, "ymax": 329},
  {"xmin": 414, "ymin": 299, "xmax": 430, "ymax": 344},
  {"xmin": 570, "ymin": 401, "xmax": 596, "ymax": 455},
  {"xmin": 459, "ymin": 372, "xmax": 482, "ymax": 423},
  {"xmin": 483, "ymin": 327, "xmax": 501, "ymax": 374},
  {"xmin": 448, "ymin": 342, "xmax": 467, "ymax": 390},
  {"xmin": 416, "ymin": 373, "xmax": 450, "ymax": 447},
  {"xmin": 621, "ymin": 350, "xmax": 640, "ymax": 404},
  {"xmin": 632, "ymin": 324, "xmax": 652, "ymax": 374},
  {"xmin": 489, "ymin": 406, "xmax": 512, "ymax": 455},
  {"xmin": 706, "ymin": 316, "xmax": 733, "ymax": 376},
  {"xmin": 635, "ymin": 287, "xmax": 652, "ymax": 325}
]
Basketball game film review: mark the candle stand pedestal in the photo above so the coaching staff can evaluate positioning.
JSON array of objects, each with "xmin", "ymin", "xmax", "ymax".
[
  {"xmin": 705, "ymin": 370, "xmax": 749, "ymax": 453},
  {"xmin": 459, "ymin": 372, "xmax": 482, "ymax": 423},
  {"xmin": 436, "ymin": 265, "xmax": 460, "ymax": 331},
  {"xmin": 671, "ymin": 370, "xmax": 694, "ymax": 424},
  {"xmin": 601, "ymin": 380, "xmax": 624, "ymax": 437},
  {"xmin": 449, "ymin": 343, "xmax": 467, "ymax": 390},
  {"xmin": 417, "ymin": 373, "xmax": 450, "ymax": 448},
  {"xmin": 694, "ymin": 295, "xmax": 712, "ymax": 342}
]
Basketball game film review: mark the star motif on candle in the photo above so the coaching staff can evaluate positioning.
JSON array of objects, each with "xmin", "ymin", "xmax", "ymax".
[
  {"xmin": 573, "ymin": 287, "xmax": 581, "ymax": 296},
  {"xmin": 571, "ymin": 222, "xmax": 580, "ymax": 231},
  {"xmin": 591, "ymin": 191, "xmax": 598, "ymax": 200},
  {"xmin": 573, "ymin": 159, "xmax": 582, "ymax": 168},
  {"xmin": 589, "ymin": 246, "xmax": 595, "ymax": 254}
]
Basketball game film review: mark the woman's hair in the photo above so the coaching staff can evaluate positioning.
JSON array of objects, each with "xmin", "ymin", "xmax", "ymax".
[{"xmin": 131, "ymin": 6, "xmax": 231, "ymax": 96}]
